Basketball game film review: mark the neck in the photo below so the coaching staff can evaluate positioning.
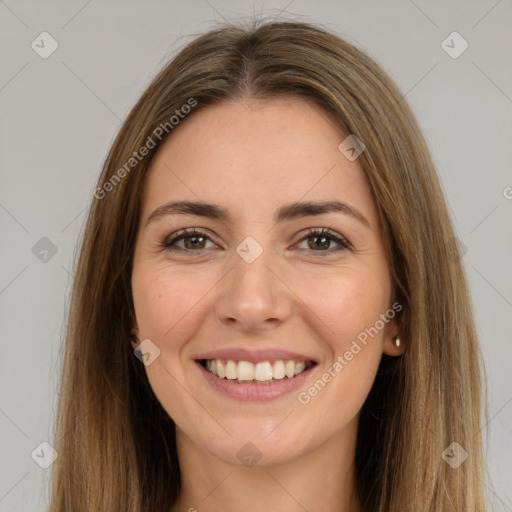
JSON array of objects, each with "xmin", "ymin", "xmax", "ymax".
[{"xmin": 171, "ymin": 419, "xmax": 362, "ymax": 512}]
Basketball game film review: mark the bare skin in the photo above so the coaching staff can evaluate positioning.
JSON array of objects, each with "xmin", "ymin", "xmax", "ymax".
[{"xmin": 131, "ymin": 95, "xmax": 403, "ymax": 512}]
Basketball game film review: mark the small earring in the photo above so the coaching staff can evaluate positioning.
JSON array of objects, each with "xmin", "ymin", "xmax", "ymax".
[{"xmin": 394, "ymin": 336, "xmax": 401, "ymax": 347}]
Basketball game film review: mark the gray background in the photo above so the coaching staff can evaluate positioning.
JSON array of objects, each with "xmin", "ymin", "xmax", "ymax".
[{"xmin": 1, "ymin": 0, "xmax": 511, "ymax": 510}]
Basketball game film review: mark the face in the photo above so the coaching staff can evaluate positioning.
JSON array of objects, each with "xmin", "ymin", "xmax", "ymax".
[{"xmin": 131, "ymin": 96, "xmax": 402, "ymax": 467}]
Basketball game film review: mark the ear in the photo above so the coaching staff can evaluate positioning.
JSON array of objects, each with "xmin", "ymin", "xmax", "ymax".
[
  {"xmin": 131, "ymin": 333, "xmax": 140, "ymax": 348},
  {"xmin": 382, "ymin": 316, "xmax": 405, "ymax": 357},
  {"xmin": 129, "ymin": 303, "xmax": 140, "ymax": 348},
  {"xmin": 383, "ymin": 334, "xmax": 405, "ymax": 357},
  {"xmin": 130, "ymin": 315, "xmax": 140, "ymax": 349}
]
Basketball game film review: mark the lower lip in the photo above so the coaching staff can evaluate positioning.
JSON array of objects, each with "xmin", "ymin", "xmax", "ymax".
[{"xmin": 195, "ymin": 361, "xmax": 317, "ymax": 402}]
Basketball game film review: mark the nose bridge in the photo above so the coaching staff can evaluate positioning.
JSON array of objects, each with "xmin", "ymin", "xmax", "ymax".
[
  {"xmin": 215, "ymin": 234, "xmax": 291, "ymax": 330},
  {"xmin": 232, "ymin": 235, "xmax": 277, "ymax": 303}
]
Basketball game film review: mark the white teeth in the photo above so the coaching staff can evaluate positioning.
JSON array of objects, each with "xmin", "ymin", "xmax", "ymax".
[
  {"xmin": 225, "ymin": 360, "xmax": 238, "ymax": 380},
  {"xmin": 238, "ymin": 360, "xmax": 255, "ymax": 380},
  {"xmin": 272, "ymin": 360, "xmax": 285, "ymax": 379},
  {"xmin": 216, "ymin": 359, "xmax": 225, "ymax": 378},
  {"xmin": 254, "ymin": 361, "xmax": 273, "ymax": 381},
  {"xmin": 203, "ymin": 358, "xmax": 312, "ymax": 382},
  {"xmin": 294, "ymin": 361, "xmax": 306, "ymax": 375},
  {"xmin": 285, "ymin": 360, "xmax": 295, "ymax": 378}
]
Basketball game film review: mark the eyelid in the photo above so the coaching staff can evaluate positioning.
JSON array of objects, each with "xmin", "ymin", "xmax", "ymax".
[
  {"xmin": 160, "ymin": 227, "xmax": 220, "ymax": 250},
  {"xmin": 292, "ymin": 227, "xmax": 351, "ymax": 252},
  {"xmin": 160, "ymin": 226, "xmax": 351, "ymax": 254}
]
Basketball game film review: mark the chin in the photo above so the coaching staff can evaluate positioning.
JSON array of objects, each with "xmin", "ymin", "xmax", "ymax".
[{"xmin": 194, "ymin": 419, "xmax": 313, "ymax": 467}]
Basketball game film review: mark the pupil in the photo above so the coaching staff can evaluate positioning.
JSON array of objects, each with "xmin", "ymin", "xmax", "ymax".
[
  {"xmin": 310, "ymin": 236, "xmax": 329, "ymax": 250},
  {"xmin": 186, "ymin": 236, "xmax": 205, "ymax": 249}
]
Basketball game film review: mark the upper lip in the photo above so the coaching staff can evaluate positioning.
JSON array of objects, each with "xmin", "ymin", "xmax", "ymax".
[{"xmin": 193, "ymin": 348, "xmax": 318, "ymax": 364}]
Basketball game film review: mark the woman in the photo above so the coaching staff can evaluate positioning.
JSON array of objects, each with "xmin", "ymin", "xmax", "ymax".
[{"xmin": 48, "ymin": 19, "xmax": 489, "ymax": 511}]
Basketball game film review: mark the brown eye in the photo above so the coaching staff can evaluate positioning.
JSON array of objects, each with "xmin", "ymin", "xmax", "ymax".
[
  {"xmin": 161, "ymin": 229, "xmax": 217, "ymax": 251},
  {"xmin": 294, "ymin": 228, "xmax": 350, "ymax": 254}
]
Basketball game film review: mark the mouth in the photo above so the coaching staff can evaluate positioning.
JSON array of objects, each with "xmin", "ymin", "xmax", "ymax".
[
  {"xmin": 192, "ymin": 348, "xmax": 319, "ymax": 401},
  {"xmin": 196, "ymin": 358, "xmax": 317, "ymax": 384}
]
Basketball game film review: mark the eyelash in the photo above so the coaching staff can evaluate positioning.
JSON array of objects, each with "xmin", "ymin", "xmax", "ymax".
[{"xmin": 160, "ymin": 227, "xmax": 350, "ymax": 256}]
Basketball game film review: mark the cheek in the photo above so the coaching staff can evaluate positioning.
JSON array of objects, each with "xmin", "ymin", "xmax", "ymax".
[
  {"xmin": 298, "ymin": 265, "xmax": 389, "ymax": 349},
  {"xmin": 132, "ymin": 264, "xmax": 210, "ymax": 341},
  {"xmin": 292, "ymin": 268, "xmax": 388, "ymax": 418},
  {"xmin": 131, "ymin": 264, "xmax": 211, "ymax": 424}
]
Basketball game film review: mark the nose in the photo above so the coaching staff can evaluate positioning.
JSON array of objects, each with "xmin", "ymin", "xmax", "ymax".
[{"xmin": 214, "ymin": 244, "xmax": 293, "ymax": 333}]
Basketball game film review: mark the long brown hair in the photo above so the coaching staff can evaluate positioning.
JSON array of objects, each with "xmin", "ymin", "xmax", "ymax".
[{"xmin": 48, "ymin": 18, "xmax": 489, "ymax": 511}]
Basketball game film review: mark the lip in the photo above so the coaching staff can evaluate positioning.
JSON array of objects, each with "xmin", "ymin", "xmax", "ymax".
[
  {"xmin": 194, "ymin": 359, "xmax": 318, "ymax": 402},
  {"xmin": 193, "ymin": 348, "xmax": 318, "ymax": 364}
]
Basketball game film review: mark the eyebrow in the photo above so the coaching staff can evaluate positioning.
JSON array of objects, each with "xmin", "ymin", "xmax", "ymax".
[{"xmin": 145, "ymin": 199, "xmax": 370, "ymax": 228}]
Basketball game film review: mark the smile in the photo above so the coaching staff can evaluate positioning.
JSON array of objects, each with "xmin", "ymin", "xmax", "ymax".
[{"xmin": 200, "ymin": 359, "xmax": 316, "ymax": 384}]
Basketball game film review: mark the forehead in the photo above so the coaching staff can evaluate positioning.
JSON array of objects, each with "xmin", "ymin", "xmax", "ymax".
[{"xmin": 141, "ymin": 96, "xmax": 377, "ymax": 226}]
